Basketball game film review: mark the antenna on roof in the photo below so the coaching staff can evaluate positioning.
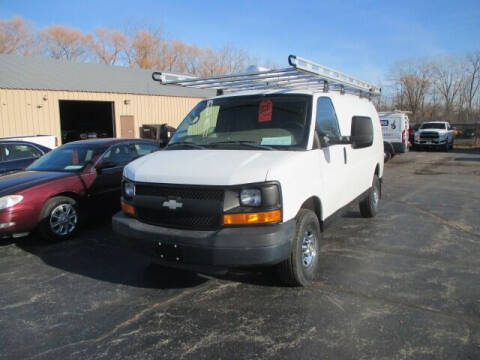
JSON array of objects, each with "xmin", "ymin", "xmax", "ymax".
[{"xmin": 152, "ymin": 55, "xmax": 381, "ymax": 98}]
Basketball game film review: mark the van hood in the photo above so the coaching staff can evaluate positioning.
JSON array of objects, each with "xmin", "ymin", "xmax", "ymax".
[{"xmin": 124, "ymin": 150, "xmax": 298, "ymax": 186}]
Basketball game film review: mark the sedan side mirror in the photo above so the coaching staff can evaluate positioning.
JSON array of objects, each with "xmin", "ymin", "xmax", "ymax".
[{"xmin": 95, "ymin": 160, "xmax": 117, "ymax": 172}]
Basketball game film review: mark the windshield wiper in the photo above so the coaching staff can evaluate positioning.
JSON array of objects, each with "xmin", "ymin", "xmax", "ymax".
[
  {"xmin": 166, "ymin": 142, "xmax": 206, "ymax": 150},
  {"xmin": 208, "ymin": 141, "xmax": 274, "ymax": 150}
]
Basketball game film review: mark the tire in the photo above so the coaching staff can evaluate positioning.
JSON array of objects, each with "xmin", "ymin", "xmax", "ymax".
[
  {"xmin": 359, "ymin": 175, "xmax": 380, "ymax": 218},
  {"xmin": 38, "ymin": 196, "xmax": 80, "ymax": 242},
  {"xmin": 384, "ymin": 150, "xmax": 391, "ymax": 163},
  {"xmin": 443, "ymin": 143, "xmax": 449, "ymax": 152},
  {"xmin": 278, "ymin": 209, "xmax": 321, "ymax": 287}
]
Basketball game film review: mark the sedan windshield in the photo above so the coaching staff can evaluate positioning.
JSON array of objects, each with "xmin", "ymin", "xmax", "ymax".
[
  {"xmin": 420, "ymin": 123, "xmax": 446, "ymax": 130},
  {"xmin": 168, "ymin": 94, "xmax": 312, "ymax": 150},
  {"xmin": 28, "ymin": 144, "xmax": 107, "ymax": 172}
]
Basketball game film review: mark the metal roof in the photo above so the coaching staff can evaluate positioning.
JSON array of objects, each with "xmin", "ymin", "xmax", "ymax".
[{"xmin": 0, "ymin": 54, "xmax": 214, "ymax": 98}]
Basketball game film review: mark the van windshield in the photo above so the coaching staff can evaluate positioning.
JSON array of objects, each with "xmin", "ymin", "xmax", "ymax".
[{"xmin": 168, "ymin": 94, "xmax": 312, "ymax": 150}]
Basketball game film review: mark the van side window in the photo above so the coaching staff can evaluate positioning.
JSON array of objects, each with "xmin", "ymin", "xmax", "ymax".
[
  {"xmin": 316, "ymin": 97, "xmax": 341, "ymax": 138},
  {"xmin": 351, "ymin": 116, "xmax": 373, "ymax": 148}
]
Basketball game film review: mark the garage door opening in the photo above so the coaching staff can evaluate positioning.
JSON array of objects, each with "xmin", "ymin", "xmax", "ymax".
[{"xmin": 59, "ymin": 100, "xmax": 115, "ymax": 143}]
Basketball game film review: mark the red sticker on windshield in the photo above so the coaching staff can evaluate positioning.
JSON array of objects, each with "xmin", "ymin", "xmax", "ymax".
[{"xmin": 258, "ymin": 99, "xmax": 273, "ymax": 122}]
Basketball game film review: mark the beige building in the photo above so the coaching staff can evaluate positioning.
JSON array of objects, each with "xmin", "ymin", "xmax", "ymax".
[{"xmin": 0, "ymin": 55, "xmax": 212, "ymax": 144}]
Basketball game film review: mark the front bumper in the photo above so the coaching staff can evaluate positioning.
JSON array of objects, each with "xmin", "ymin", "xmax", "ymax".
[
  {"xmin": 0, "ymin": 208, "xmax": 35, "ymax": 238},
  {"xmin": 112, "ymin": 212, "xmax": 295, "ymax": 271},
  {"xmin": 414, "ymin": 139, "xmax": 448, "ymax": 146}
]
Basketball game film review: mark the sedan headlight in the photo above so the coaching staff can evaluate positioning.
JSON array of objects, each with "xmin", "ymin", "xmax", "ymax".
[
  {"xmin": 0, "ymin": 195, "xmax": 24, "ymax": 210},
  {"xmin": 240, "ymin": 189, "xmax": 262, "ymax": 207},
  {"xmin": 123, "ymin": 181, "xmax": 135, "ymax": 199}
]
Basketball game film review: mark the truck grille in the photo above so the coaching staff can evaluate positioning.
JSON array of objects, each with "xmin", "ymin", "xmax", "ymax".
[
  {"xmin": 134, "ymin": 184, "xmax": 224, "ymax": 230},
  {"xmin": 420, "ymin": 131, "xmax": 439, "ymax": 139}
]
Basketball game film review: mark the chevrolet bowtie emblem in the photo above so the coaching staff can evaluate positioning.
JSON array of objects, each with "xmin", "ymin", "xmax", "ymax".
[{"xmin": 162, "ymin": 199, "xmax": 183, "ymax": 210}]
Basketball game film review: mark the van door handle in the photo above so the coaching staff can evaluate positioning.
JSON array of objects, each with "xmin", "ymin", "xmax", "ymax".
[{"xmin": 343, "ymin": 147, "xmax": 347, "ymax": 164}]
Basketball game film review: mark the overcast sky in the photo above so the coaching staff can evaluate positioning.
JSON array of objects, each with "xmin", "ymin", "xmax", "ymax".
[{"xmin": 2, "ymin": 0, "xmax": 479, "ymax": 84}]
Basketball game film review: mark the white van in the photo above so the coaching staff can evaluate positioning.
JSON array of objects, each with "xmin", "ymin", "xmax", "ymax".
[
  {"xmin": 113, "ymin": 56, "xmax": 384, "ymax": 286},
  {"xmin": 379, "ymin": 111, "xmax": 410, "ymax": 156}
]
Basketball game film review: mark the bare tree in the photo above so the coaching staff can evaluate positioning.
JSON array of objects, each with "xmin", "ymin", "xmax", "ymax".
[
  {"xmin": 0, "ymin": 16, "xmax": 36, "ymax": 55},
  {"xmin": 431, "ymin": 56, "xmax": 464, "ymax": 121},
  {"xmin": 90, "ymin": 27, "xmax": 126, "ymax": 65},
  {"xmin": 462, "ymin": 52, "xmax": 480, "ymax": 122},
  {"xmin": 182, "ymin": 44, "xmax": 202, "ymax": 75},
  {"xmin": 389, "ymin": 59, "xmax": 431, "ymax": 122},
  {"xmin": 162, "ymin": 39, "xmax": 188, "ymax": 72},
  {"xmin": 217, "ymin": 45, "xmax": 250, "ymax": 74},
  {"xmin": 130, "ymin": 30, "xmax": 163, "ymax": 69},
  {"xmin": 40, "ymin": 25, "xmax": 92, "ymax": 61}
]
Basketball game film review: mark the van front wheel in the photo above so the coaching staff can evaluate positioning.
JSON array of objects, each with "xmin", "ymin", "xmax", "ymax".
[
  {"xmin": 359, "ymin": 175, "xmax": 380, "ymax": 218},
  {"xmin": 278, "ymin": 209, "xmax": 320, "ymax": 287}
]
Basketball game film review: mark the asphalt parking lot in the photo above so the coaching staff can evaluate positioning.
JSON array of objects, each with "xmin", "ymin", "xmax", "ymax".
[{"xmin": 1, "ymin": 149, "xmax": 480, "ymax": 359}]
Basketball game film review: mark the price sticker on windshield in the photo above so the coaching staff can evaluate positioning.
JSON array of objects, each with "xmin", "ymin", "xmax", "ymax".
[{"xmin": 258, "ymin": 99, "xmax": 273, "ymax": 123}]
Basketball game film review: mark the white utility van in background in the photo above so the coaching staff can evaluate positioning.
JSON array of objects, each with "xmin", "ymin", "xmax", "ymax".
[
  {"xmin": 113, "ymin": 55, "xmax": 384, "ymax": 286},
  {"xmin": 379, "ymin": 111, "xmax": 410, "ymax": 157}
]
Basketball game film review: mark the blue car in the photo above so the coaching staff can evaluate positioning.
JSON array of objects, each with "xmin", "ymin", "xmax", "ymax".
[{"xmin": 0, "ymin": 140, "xmax": 51, "ymax": 175}]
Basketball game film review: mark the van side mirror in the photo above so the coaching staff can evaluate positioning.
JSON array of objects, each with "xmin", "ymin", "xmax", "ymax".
[{"xmin": 351, "ymin": 116, "xmax": 373, "ymax": 149}]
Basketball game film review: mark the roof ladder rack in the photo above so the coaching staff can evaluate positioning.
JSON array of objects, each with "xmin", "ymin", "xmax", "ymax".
[{"xmin": 152, "ymin": 54, "xmax": 381, "ymax": 97}]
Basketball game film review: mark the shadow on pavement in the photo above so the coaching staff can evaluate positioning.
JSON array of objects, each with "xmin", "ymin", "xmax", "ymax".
[
  {"xmin": 14, "ymin": 225, "xmax": 210, "ymax": 290},
  {"xmin": 454, "ymin": 157, "xmax": 480, "ymax": 162},
  {"xmin": 0, "ymin": 238, "xmax": 17, "ymax": 247},
  {"xmin": 451, "ymin": 148, "xmax": 480, "ymax": 154}
]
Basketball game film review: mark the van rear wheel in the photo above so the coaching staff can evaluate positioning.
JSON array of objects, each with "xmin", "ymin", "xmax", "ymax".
[
  {"xmin": 359, "ymin": 175, "xmax": 380, "ymax": 218},
  {"xmin": 278, "ymin": 209, "xmax": 320, "ymax": 287}
]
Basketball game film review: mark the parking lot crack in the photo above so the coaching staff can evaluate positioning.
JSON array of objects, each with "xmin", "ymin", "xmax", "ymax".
[
  {"xmin": 392, "ymin": 200, "xmax": 480, "ymax": 239},
  {"xmin": 317, "ymin": 283, "xmax": 480, "ymax": 326},
  {"xmin": 24, "ymin": 280, "xmax": 218, "ymax": 360}
]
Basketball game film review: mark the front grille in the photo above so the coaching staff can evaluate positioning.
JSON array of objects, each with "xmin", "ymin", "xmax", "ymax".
[
  {"xmin": 136, "ymin": 208, "xmax": 220, "ymax": 229},
  {"xmin": 136, "ymin": 184, "xmax": 224, "ymax": 201},
  {"xmin": 420, "ymin": 131, "xmax": 439, "ymax": 139},
  {"xmin": 134, "ymin": 184, "xmax": 224, "ymax": 230}
]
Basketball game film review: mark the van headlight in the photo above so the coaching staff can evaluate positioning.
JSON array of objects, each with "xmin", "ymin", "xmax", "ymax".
[
  {"xmin": 224, "ymin": 183, "xmax": 282, "ymax": 225},
  {"xmin": 123, "ymin": 181, "xmax": 135, "ymax": 199},
  {"xmin": 0, "ymin": 195, "xmax": 24, "ymax": 210},
  {"xmin": 240, "ymin": 189, "xmax": 261, "ymax": 207}
]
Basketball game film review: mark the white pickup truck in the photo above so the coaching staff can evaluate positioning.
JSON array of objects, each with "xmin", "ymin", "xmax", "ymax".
[
  {"xmin": 413, "ymin": 121, "xmax": 455, "ymax": 151},
  {"xmin": 112, "ymin": 55, "xmax": 384, "ymax": 286}
]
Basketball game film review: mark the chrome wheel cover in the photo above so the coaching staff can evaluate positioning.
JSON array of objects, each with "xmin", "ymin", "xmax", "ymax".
[
  {"xmin": 301, "ymin": 230, "xmax": 317, "ymax": 268},
  {"xmin": 49, "ymin": 203, "xmax": 78, "ymax": 236}
]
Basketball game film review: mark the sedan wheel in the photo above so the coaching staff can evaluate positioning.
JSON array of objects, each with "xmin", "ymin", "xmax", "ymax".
[
  {"xmin": 49, "ymin": 203, "xmax": 78, "ymax": 236},
  {"xmin": 39, "ymin": 196, "xmax": 80, "ymax": 242}
]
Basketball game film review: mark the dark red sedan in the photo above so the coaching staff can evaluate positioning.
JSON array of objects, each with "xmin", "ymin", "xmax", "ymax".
[{"xmin": 0, "ymin": 138, "xmax": 160, "ymax": 241}]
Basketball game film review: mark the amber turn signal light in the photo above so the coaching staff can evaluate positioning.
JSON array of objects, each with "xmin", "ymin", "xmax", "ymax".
[
  {"xmin": 121, "ymin": 201, "xmax": 136, "ymax": 216},
  {"xmin": 223, "ymin": 209, "xmax": 281, "ymax": 225}
]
